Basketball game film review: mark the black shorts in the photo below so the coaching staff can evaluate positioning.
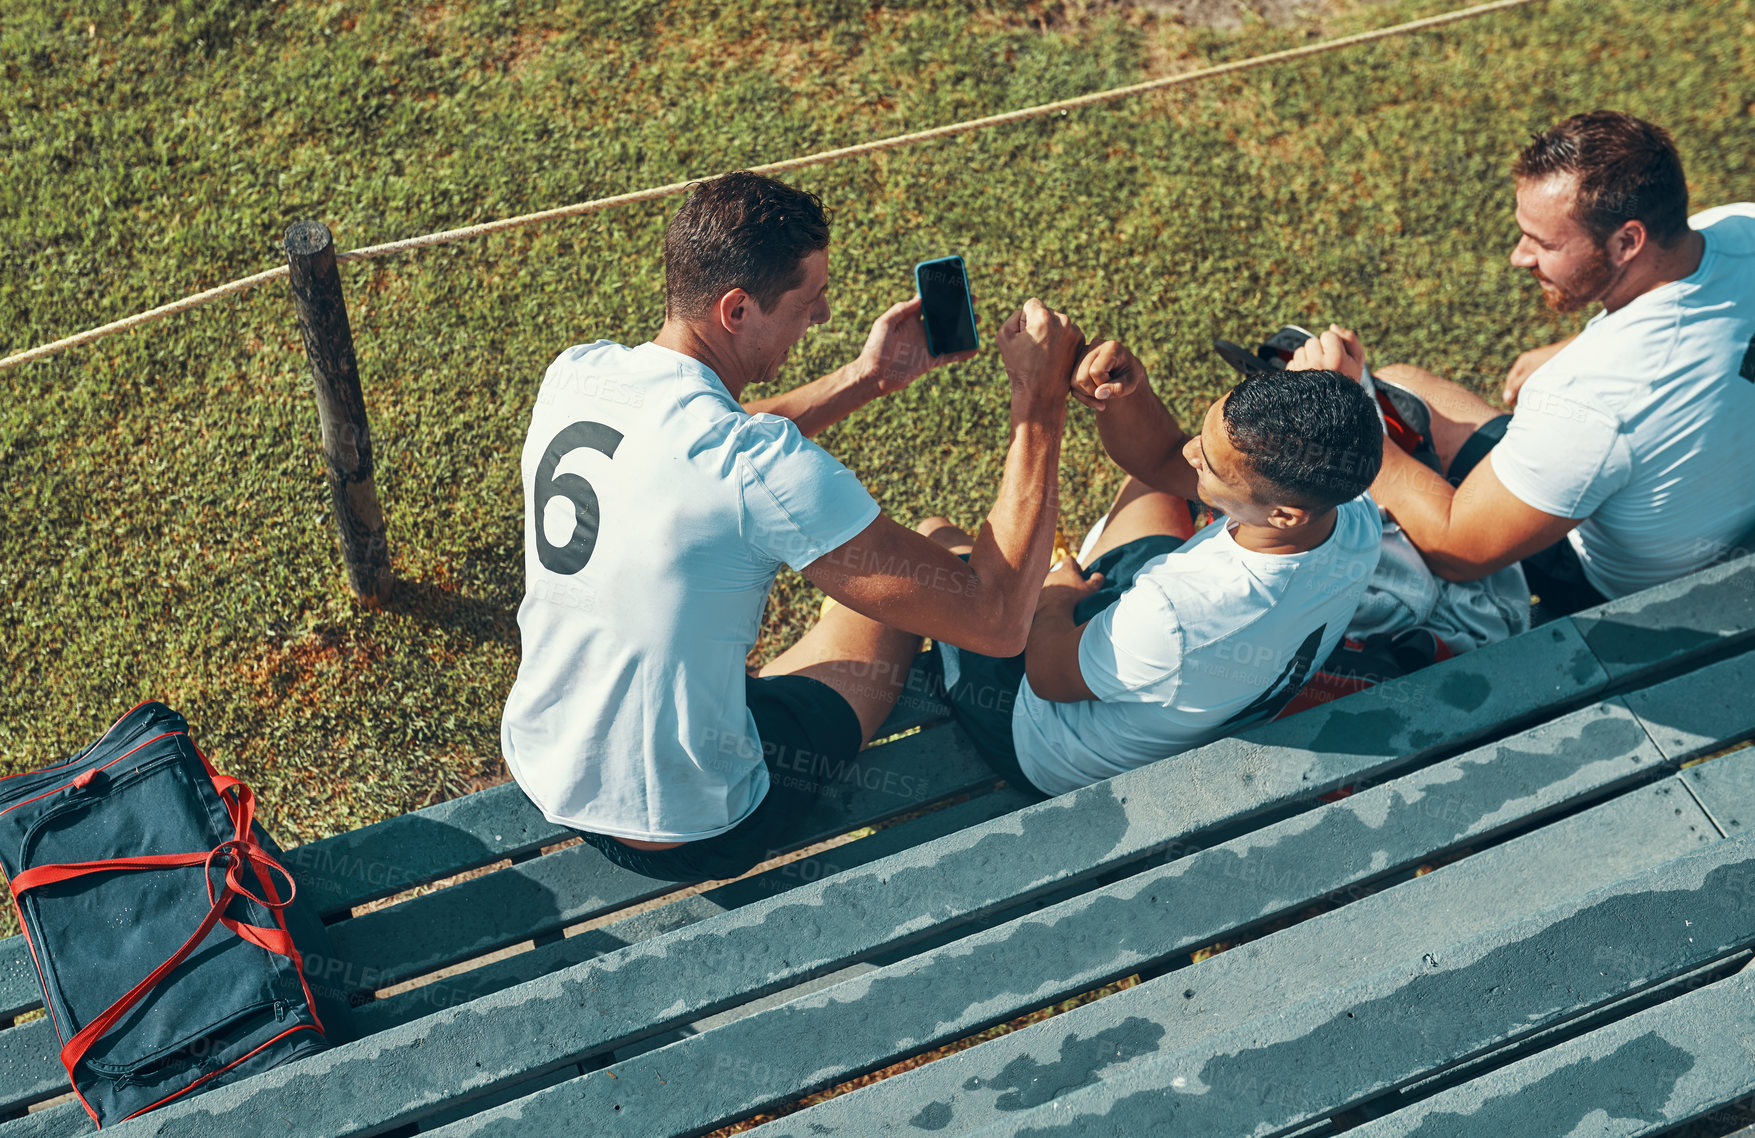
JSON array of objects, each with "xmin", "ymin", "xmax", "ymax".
[
  {"xmin": 1446, "ymin": 413, "xmax": 1511, "ymax": 487},
  {"xmin": 1449, "ymin": 413, "xmax": 1608, "ymax": 618},
  {"xmin": 934, "ymin": 534, "xmax": 1186, "ymax": 798},
  {"xmin": 576, "ymin": 673, "xmax": 863, "ymax": 884},
  {"xmin": 1521, "ymin": 538, "xmax": 1609, "ymax": 619}
]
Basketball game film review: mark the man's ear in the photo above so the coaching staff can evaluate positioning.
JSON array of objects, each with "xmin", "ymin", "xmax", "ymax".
[
  {"xmin": 1607, "ymin": 219, "xmax": 1648, "ymax": 267},
  {"xmin": 1265, "ymin": 503, "xmax": 1313, "ymax": 531},
  {"xmin": 716, "ymin": 288, "xmax": 753, "ymax": 335}
]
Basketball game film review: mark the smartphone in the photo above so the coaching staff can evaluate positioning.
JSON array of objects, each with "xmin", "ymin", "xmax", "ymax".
[{"xmin": 914, "ymin": 255, "xmax": 979, "ymax": 357}]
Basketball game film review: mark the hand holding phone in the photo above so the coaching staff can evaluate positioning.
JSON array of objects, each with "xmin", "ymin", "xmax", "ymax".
[{"xmin": 856, "ymin": 294, "xmax": 977, "ymax": 397}]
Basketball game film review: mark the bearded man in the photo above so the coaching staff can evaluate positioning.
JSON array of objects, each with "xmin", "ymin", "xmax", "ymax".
[{"xmin": 1291, "ymin": 110, "xmax": 1755, "ymax": 614}]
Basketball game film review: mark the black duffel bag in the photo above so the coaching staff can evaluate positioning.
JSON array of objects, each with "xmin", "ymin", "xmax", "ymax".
[{"xmin": 0, "ymin": 702, "xmax": 343, "ymax": 1126}]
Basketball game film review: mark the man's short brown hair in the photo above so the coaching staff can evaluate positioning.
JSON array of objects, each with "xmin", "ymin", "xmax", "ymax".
[
  {"xmin": 1513, "ymin": 110, "xmax": 1690, "ymax": 247},
  {"xmin": 663, "ymin": 172, "xmax": 831, "ymax": 322}
]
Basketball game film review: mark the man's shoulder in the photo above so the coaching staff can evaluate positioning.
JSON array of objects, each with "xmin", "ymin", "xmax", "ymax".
[
  {"xmin": 1691, "ymin": 202, "xmax": 1755, "ymax": 251},
  {"xmin": 1692, "ymin": 205, "xmax": 1755, "ymax": 294},
  {"xmin": 544, "ymin": 338, "xmax": 640, "ymax": 377},
  {"xmin": 1525, "ymin": 316, "xmax": 1663, "ymax": 408},
  {"xmin": 1311, "ymin": 496, "xmax": 1385, "ymax": 599},
  {"xmin": 530, "ymin": 347, "xmax": 844, "ymax": 489},
  {"xmin": 539, "ymin": 339, "xmax": 732, "ymax": 399},
  {"xmin": 1125, "ymin": 533, "xmax": 1270, "ymax": 645},
  {"xmin": 1172, "ymin": 507, "xmax": 1375, "ymax": 632},
  {"xmin": 535, "ymin": 340, "xmax": 666, "ymax": 412},
  {"xmin": 725, "ymin": 409, "xmax": 829, "ymax": 474},
  {"xmin": 1526, "ymin": 209, "xmax": 1755, "ymax": 406},
  {"xmin": 1336, "ymin": 493, "xmax": 1384, "ymax": 547}
]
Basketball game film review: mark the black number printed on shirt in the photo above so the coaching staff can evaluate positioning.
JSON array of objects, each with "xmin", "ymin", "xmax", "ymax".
[
  {"xmin": 534, "ymin": 421, "xmax": 623, "ymax": 575},
  {"xmin": 1221, "ymin": 624, "xmax": 1326, "ymax": 728}
]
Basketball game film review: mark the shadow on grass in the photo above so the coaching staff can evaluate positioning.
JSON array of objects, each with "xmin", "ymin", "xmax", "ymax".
[{"xmin": 386, "ymin": 578, "xmax": 519, "ymax": 649}]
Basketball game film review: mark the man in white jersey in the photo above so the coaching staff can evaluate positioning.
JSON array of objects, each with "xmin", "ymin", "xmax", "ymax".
[
  {"xmin": 1290, "ymin": 111, "xmax": 1755, "ymax": 613},
  {"xmin": 913, "ymin": 353, "xmax": 1384, "ymax": 796},
  {"xmin": 500, "ymin": 172, "xmax": 1084, "ymax": 882}
]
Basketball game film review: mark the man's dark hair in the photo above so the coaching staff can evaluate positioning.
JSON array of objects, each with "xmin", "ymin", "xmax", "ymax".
[
  {"xmin": 1512, "ymin": 110, "xmax": 1690, "ymax": 247},
  {"xmin": 1222, "ymin": 369, "xmax": 1383, "ymax": 512},
  {"xmin": 663, "ymin": 171, "xmax": 831, "ymax": 321}
]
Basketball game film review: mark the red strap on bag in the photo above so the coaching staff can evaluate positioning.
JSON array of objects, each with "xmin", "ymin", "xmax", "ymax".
[
  {"xmin": 10, "ymin": 772, "xmax": 299, "ymax": 1078},
  {"xmin": 1376, "ymin": 389, "xmax": 1428, "ymax": 457}
]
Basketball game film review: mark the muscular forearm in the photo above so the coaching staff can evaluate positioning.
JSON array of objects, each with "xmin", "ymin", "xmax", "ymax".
[
  {"xmin": 1371, "ymin": 446, "xmax": 1482, "ymax": 581},
  {"xmin": 961, "ymin": 411, "xmax": 1066, "ymax": 657},
  {"xmin": 743, "ymin": 360, "xmax": 875, "ymax": 438},
  {"xmin": 1094, "ymin": 385, "xmax": 1198, "ymax": 500},
  {"xmin": 1374, "ymin": 441, "xmax": 1582, "ymax": 583}
]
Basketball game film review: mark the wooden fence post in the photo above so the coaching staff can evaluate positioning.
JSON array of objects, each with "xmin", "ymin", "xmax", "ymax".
[{"xmin": 284, "ymin": 220, "xmax": 393, "ymax": 604}]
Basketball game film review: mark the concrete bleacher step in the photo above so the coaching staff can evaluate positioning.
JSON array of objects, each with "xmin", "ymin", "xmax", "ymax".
[
  {"xmin": 0, "ymin": 717, "xmax": 1006, "ymax": 1120},
  {"xmin": 1377, "ymin": 950, "xmax": 1750, "ymax": 1111},
  {"xmin": 0, "ymin": 659, "xmax": 951, "ymax": 1029},
  {"xmin": 1317, "ymin": 962, "xmax": 1755, "ymax": 1138},
  {"xmin": 1623, "ymin": 647, "xmax": 1755, "ymax": 766},
  {"xmin": 726, "ymin": 641, "xmax": 1755, "ymax": 1138},
  {"xmin": 327, "ymin": 711, "xmax": 997, "ymax": 995},
  {"xmin": 0, "ymin": 785, "xmax": 1037, "ymax": 1138},
  {"xmin": 1568, "ymin": 554, "xmax": 1755, "ymax": 684},
  {"xmin": 3, "ymin": 558, "xmax": 1753, "ymax": 1136},
  {"xmin": 356, "ymin": 784, "xmax": 1037, "ymax": 1038},
  {"xmin": 734, "ymin": 766, "xmax": 1731, "ymax": 1137},
  {"xmin": 0, "ymin": 779, "xmax": 573, "ymax": 1024},
  {"xmin": 421, "ymin": 697, "xmax": 1696, "ymax": 1137},
  {"xmin": 75, "ymin": 620, "xmax": 1723, "ymax": 1136},
  {"xmin": 948, "ymin": 831, "xmax": 1755, "ymax": 1136},
  {"xmin": 0, "ymin": 611, "xmax": 1601, "ymax": 1136}
]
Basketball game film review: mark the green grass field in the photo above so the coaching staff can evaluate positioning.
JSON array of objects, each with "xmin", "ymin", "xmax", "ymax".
[{"xmin": 1, "ymin": 0, "xmax": 1750, "ymax": 867}]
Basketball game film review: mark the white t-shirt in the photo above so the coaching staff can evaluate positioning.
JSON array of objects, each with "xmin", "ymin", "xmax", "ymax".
[
  {"xmin": 1490, "ymin": 203, "xmax": 1755, "ymax": 599},
  {"xmin": 1013, "ymin": 494, "xmax": 1383, "ymax": 796},
  {"xmin": 500, "ymin": 341, "xmax": 880, "ymax": 842}
]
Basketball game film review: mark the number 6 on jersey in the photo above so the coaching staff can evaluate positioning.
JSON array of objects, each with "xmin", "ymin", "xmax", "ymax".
[{"xmin": 534, "ymin": 421, "xmax": 623, "ymax": 575}]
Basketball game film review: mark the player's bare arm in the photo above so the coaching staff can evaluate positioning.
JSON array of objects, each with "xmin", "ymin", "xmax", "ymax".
[
  {"xmin": 803, "ymin": 298, "xmax": 1078, "ymax": 657},
  {"xmin": 746, "ymin": 297, "xmax": 977, "ymax": 438},
  {"xmin": 1023, "ymin": 555, "xmax": 1102, "ymax": 703},
  {"xmin": 1069, "ymin": 340, "xmax": 1200, "ymax": 502},
  {"xmin": 1288, "ymin": 326, "xmax": 1580, "ymax": 580}
]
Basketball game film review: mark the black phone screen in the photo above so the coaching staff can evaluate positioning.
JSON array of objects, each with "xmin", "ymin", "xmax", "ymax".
[{"xmin": 918, "ymin": 258, "xmax": 977, "ymax": 356}]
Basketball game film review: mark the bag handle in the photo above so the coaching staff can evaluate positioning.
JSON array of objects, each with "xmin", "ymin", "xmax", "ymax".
[{"xmin": 11, "ymin": 770, "xmax": 300, "ymax": 1077}]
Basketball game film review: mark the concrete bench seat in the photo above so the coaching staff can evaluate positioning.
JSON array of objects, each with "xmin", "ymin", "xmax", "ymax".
[{"xmin": 1, "ymin": 556, "xmax": 1751, "ymax": 1136}]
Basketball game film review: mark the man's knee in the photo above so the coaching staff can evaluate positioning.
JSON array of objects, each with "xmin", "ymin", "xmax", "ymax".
[
  {"xmin": 917, "ymin": 515, "xmax": 962, "ymax": 546},
  {"xmin": 918, "ymin": 515, "xmax": 976, "ymax": 555},
  {"xmin": 1375, "ymin": 362, "xmax": 1448, "ymax": 391}
]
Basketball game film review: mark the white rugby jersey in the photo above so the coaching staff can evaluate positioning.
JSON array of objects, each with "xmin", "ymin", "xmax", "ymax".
[
  {"xmin": 1014, "ymin": 495, "xmax": 1382, "ymax": 795},
  {"xmin": 500, "ymin": 341, "xmax": 879, "ymax": 841}
]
